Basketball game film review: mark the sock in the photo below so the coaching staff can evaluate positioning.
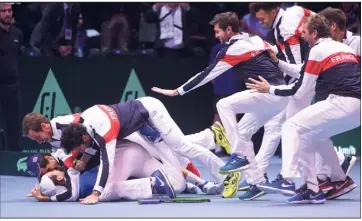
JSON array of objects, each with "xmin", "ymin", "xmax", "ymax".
[
  {"xmin": 186, "ymin": 171, "xmax": 205, "ymax": 186},
  {"xmin": 150, "ymin": 177, "xmax": 156, "ymax": 186}
]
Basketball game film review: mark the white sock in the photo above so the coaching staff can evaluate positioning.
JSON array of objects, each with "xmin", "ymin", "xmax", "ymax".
[{"xmin": 186, "ymin": 171, "xmax": 205, "ymax": 186}]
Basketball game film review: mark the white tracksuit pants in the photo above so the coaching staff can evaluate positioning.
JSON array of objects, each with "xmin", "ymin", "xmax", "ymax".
[
  {"xmin": 216, "ymin": 90, "xmax": 289, "ymax": 185},
  {"xmin": 99, "ymin": 139, "xmax": 186, "ymax": 201},
  {"xmin": 280, "ymin": 94, "xmax": 360, "ymax": 192},
  {"xmin": 138, "ymin": 96, "xmax": 226, "ymax": 183},
  {"xmin": 254, "ymin": 109, "xmax": 286, "ymax": 175}
]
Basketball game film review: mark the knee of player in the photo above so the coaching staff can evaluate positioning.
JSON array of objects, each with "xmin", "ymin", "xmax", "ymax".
[
  {"xmin": 216, "ymin": 98, "xmax": 230, "ymax": 111},
  {"xmin": 282, "ymin": 120, "xmax": 303, "ymax": 135},
  {"xmin": 264, "ymin": 124, "xmax": 282, "ymax": 135}
]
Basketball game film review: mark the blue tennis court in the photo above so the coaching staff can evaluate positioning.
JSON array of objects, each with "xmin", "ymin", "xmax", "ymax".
[{"xmin": 1, "ymin": 157, "xmax": 360, "ymax": 218}]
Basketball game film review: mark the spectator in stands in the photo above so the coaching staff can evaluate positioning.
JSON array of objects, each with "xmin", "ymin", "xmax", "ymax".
[
  {"xmin": 340, "ymin": 3, "xmax": 360, "ymax": 34},
  {"xmin": 240, "ymin": 3, "xmax": 269, "ymax": 40},
  {"xmin": 144, "ymin": 3, "xmax": 196, "ymax": 58},
  {"xmin": 100, "ymin": 8, "xmax": 130, "ymax": 55},
  {"xmin": 0, "ymin": 3, "xmax": 23, "ymax": 151},
  {"xmin": 74, "ymin": 13, "xmax": 87, "ymax": 57},
  {"xmin": 29, "ymin": 3, "xmax": 80, "ymax": 57}
]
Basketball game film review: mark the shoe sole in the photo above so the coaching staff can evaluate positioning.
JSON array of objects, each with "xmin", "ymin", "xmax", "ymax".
[
  {"xmin": 204, "ymin": 185, "xmax": 218, "ymax": 195},
  {"xmin": 257, "ymin": 185, "xmax": 295, "ymax": 196},
  {"xmin": 239, "ymin": 191, "xmax": 267, "ymax": 201},
  {"xmin": 346, "ymin": 156, "xmax": 357, "ymax": 177},
  {"xmin": 287, "ymin": 199, "xmax": 326, "ymax": 204},
  {"xmin": 158, "ymin": 169, "xmax": 176, "ymax": 199},
  {"xmin": 219, "ymin": 164, "xmax": 251, "ymax": 174},
  {"xmin": 222, "ymin": 173, "xmax": 241, "ymax": 198},
  {"xmin": 326, "ymin": 183, "xmax": 357, "ymax": 200}
]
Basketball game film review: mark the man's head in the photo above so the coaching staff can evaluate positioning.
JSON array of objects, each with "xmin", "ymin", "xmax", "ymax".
[
  {"xmin": 319, "ymin": 7, "xmax": 347, "ymax": 42},
  {"xmin": 209, "ymin": 12, "xmax": 240, "ymax": 44},
  {"xmin": 61, "ymin": 123, "xmax": 92, "ymax": 154},
  {"xmin": 38, "ymin": 153, "xmax": 60, "ymax": 177},
  {"xmin": 22, "ymin": 113, "xmax": 53, "ymax": 144},
  {"xmin": 0, "ymin": 3, "xmax": 12, "ymax": 26},
  {"xmin": 301, "ymin": 14, "xmax": 330, "ymax": 47},
  {"xmin": 26, "ymin": 153, "xmax": 61, "ymax": 181},
  {"xmin": 251, "ymin": 3, "xmax": 280, "ymax": 28}
]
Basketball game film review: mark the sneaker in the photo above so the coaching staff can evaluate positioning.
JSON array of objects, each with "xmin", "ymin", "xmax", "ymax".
[
  {"xmin": 222, "ymin": 172, "xmax": 241, "ymax": 198},
  {"xmin": 186, "ymin": 162, "xmax": 201, "ymax": 178},
  {"xmin": 317, "ymin": 177, "xmax": 334, "ymax": 193},
  {"xmin": 198, "ymin": 181, "xmax": 219, "ymax": 195},
  {"xmin": 219, "ymin": 153, "xmax": 250, "ymax": 174},
  {"xmin": 238, "ymin": 185, "xmax": 266, "ymax": 200},
  {"xmin": 325, "ymin": 176, "xmax": 357, "ymax": 200},
  {"xmin": 295, "ymin": 183, "xmax": 307, "ymax": 194},
  {"xmin": 182, "ymin": 182, "xmax": 199, "ymax": 194},
  {"xmin": 257, "ymin": 174, "xmax": 295, "ymax": 196},
  {"xmin": 287, "ymin": 189, "xmax": 326, "ymax": 204},
  {"xmin": 211, "ymin": 121, "xmax": 232, "ymax": 154},
  {"xmin": 239, "ymin": 173, "xmax": 268, "ymax": 191},
  {"xmin": 341, "ymin": 156, "xmax": 357, "ymax": 176},
  {"xmin": 216, "ymin": 183, "xmax": 224, "ymax": 194},
  {"xmin": 151, "ymin": 169, "xmax": 176, "ymax": 199},
  {"xmin": 238, "ymin": 180, "xmax": 250, "ymax": 191}
]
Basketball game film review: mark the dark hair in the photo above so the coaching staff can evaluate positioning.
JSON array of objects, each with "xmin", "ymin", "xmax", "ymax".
[
  {"xmin": 209, "ymin": 12, "xmax": 240, "ymax": 32},
  {"xmin": 37, "ymin": 153, "xmax": 52, "ymax": 169},
  {"xmin": 250, "ymin": 3, "xmax": 280, "ymax": 13},
  {"xmin": 319, "ymin": 7, "xmax": 347, "ymax": 31},
  {"xmin": 22, "ymin": 113, "xmax": 50, "ymax": 135},
  {"xmin": 306, "ymin": 14, "xmax": 330, "ymax": 38},
  {"xmin": 60, "ymin": 123, "xmax": 88, "ymax": 154}
]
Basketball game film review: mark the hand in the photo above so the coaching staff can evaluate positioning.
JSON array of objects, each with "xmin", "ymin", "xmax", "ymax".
[
  {"xmin": 267, "ymin": 48, "xmax": 279, "ymax": 64},
  {"xmin": 26, "ymin": 185, "xmax": 38, "ymax": 197},
  {"xmin": 79, "ymin": 192, "xmax": 99, "ymax": 205},
  {"xmin": 75, "ymin": 160, "xmax": 86, "ymax": 172},
  {"xmin": 151, "ymin": 87, "xmax": 179, "ymax": 97},
  {"xmin": 245, "ymin": 76, "xmax": 271, "ymax": 93}
]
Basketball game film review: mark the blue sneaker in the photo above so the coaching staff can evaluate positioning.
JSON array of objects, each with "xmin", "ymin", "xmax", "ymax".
[
  {"xmin": 256, "ymin": 174, "xmax": 295, "ymax": 196},
  {"xmin": 239, "ymin": 173, "xmax": 268, "ymax": 191},
  {"xmin": 151, "ymin": 169, "xmax": 176, "ymax": 199},
  {"xmin": 238, "ymin": 185, "xmax": 266, "ymax": 200},
  {"xmin": 287, "ymin": 189, "xmax": 326, "ymax": 204},
  {"xmin": 238, "ymin": 180, "xmax": 250, "ymax": 191},
  {"xmin": 219, "ymin": 153, "xmax": 250, "ymax": 174}
]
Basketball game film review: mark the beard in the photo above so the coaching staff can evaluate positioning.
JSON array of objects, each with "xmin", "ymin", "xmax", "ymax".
[{"xmin": 0, "ymin": 16, "xmax": 12, "ymax": 25}]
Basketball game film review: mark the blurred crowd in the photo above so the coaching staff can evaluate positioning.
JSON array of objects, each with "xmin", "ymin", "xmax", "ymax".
[{"xmin": 8, "ymin": 2, "xmax": 360, "ymax": 58}]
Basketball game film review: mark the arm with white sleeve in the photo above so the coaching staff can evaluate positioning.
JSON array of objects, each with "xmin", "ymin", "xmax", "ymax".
[
  {"xmin": 269, "ymin": 47, "xmax": 318, "ymax": 99},
  {"xmin": 176, "ymin": 43, "xmax": 240, "ymax": 95}
]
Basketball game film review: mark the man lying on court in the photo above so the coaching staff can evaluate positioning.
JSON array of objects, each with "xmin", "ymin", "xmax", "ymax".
[{"xmin": 28, "ymin": 137, "xmax": 184, "ymax": 203}]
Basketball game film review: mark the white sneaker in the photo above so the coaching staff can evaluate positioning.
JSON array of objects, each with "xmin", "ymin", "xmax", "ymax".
[
  {"xmin": 183, "ymin": 182, "xmax": 199, "ymax": 194},
  {"xmin": 199, "ymin": 181, "xmax": 218, "ymax": 195}
]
